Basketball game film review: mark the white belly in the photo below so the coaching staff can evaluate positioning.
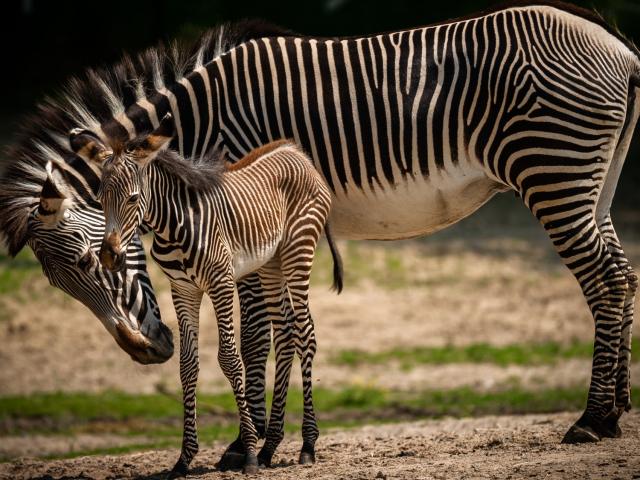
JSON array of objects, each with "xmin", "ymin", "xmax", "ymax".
[
  {"xmin": 330, "ymin": 170, "xmax": 508, "ymax": 240},
  {"xmin": 232, "ymin": 242, "xmax": 279, "ymax": 280}
]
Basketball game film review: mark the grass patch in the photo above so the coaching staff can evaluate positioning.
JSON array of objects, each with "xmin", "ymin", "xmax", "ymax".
[
  {"xmin": 332, "ymin": 341, "xmax": 640, "ymax": 368},
  {"xmin": 3, "ymin": 385, "xmax": 638, "ymax": 433},
  {"xmin": 0, "ymin": 248, "xmax": 41, "ymax": 296}
]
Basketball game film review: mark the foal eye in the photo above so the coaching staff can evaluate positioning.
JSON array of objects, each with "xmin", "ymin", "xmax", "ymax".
[{"xmin": 127, "ymin": 193, "xmax": 139, "ymax": 204}]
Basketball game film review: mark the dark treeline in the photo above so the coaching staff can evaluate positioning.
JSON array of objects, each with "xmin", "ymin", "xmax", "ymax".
[{"xmin": 2, "ymin": 0, "xmax": 640, "ymax": 203}]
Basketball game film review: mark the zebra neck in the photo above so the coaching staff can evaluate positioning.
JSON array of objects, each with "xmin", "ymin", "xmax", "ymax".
[{"xmin": 143, "ymin": 165, "xmax": 191, "ymax": 244}]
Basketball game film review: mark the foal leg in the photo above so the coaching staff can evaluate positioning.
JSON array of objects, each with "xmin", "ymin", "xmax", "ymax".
[
  {"xmin": 168, "ymin": 283, "xmax": 203, "ymax": 479},
  {"xmin": 257, "ymin": 265, "xmax": 296, "ymax": 467},
  {"xmin": 281, "ymin": 255, "xmax": 319, "ymax": 464},
  {"xmin": 208, "ymin": 274, "xmax": 259, "ymax": 474},
  {"xmin": 217, "ymin": 274, "xmax": 271, "ymax": 470}
]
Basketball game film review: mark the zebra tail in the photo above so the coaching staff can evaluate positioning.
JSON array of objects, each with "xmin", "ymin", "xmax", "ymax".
[{"xmin": 324, "ymin": 222, "xmax": 343, "ymax": 294}]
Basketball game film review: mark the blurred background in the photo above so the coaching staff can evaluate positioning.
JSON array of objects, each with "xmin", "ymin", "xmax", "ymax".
[{"xmin": 2, "ymin": 0, "xmax": 640, "ymax": 468}]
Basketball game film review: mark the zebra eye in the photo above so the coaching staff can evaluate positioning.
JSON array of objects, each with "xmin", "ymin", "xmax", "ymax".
[
  {"xmin": 127, "ymin": 193, "xmax": 139, "ymax": 204},
  {"xmin": 125, "ymin": 146, "xmax": 135, "ymax": 155}
]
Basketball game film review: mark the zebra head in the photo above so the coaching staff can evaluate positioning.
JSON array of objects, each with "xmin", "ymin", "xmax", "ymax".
[
  {"xmin": 70, "ymin": 114, "xmax": 175, "ymax": 273},
  {"xmin": 21, "ymin": 161, "xmax": 174, "ymax": 364}
]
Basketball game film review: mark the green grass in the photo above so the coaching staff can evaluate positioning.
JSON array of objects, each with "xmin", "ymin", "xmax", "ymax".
[
  {"xmin": 0, "ymin": 248, "xmax": 41, "ymax": 295},
  {"xmin": 2, "ymin": 385, "xmax": 637, "ymax": 433},
  {"xmin": 332, "ymin": 341, "xmax": 640, "ymax": 369}
]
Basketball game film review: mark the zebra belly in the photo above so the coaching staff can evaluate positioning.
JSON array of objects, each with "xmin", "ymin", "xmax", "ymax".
[
  {"xmin": 330, "ymin": 172, "xmax": 508, "ymax": 241},
  {"xmin": 232, "ymin": 242, "xmax": 279, "ymax": 281}
]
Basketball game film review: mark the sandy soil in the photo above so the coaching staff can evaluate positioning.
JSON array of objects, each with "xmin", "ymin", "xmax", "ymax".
[{"xmin": 2, "ymin": 411, "xmax": 639, "ymax": 480}]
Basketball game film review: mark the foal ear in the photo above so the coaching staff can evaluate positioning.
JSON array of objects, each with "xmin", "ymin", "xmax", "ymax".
[
  {"xmin": 69, "ymin": 128, "xmax": 112, "ymax": 164},
  {"xmin": 129, "ymin": 113, "xmax": 175, "ymax": 167},
  {"xmin": 36, "ymin": 162, "xmax": 70, "ymax": 224}
]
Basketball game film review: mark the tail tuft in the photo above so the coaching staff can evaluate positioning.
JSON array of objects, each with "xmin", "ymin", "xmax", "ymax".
[{"xmin": 324, "ymin": 222, "xmax": 343, "ymax": 294}]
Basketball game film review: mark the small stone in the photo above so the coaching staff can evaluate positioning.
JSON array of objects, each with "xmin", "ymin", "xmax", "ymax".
[
  {"xmin": 397, "ymin": 450, "xmax": 416, "ymax": 457},
  {"xmin": 376, "ymin": 471, "xmax": 387, "ymax": 479}
]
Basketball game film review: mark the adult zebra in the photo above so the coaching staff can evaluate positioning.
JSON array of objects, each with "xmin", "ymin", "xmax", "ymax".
[
  {"xmin": 95, "ymin": 0, "xmax": 639, "ymax": 452},
  {"xmin": 0, "ymin": 0, "xmax": 638, "ymax": 473}
]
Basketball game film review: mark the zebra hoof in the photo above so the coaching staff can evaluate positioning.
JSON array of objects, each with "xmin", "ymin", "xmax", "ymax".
[
  {"xmin": 216, "ymin": 451, "xmax": 246, "ymax": 471},
  {"xmin": 166, "ymin": 458, "xmax": 189, "ymax": 479},
  {"xmin": 243, "ymin": 453, "xmax": 259, "ymax": 474},
  {"xmin": 299, "ymin": 451, "xmax": 316, "ymax": 465},
  {"xmin": 561, "ymin": 423, "xmax": 600, "ymax": 444},
  {"xmin": 257, "ymin": 449, "xmax": 273, "ymax": 468},
  {"xmin": 599, "ymin": 411, "xmax": 622, "ymax": 438}
]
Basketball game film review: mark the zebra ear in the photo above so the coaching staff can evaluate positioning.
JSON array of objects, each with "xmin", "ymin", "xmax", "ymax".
[
  {"xmin": 130, "ymin": 113, "xmax": 175, "ymax": 167},
  {"xmin": 69, "ymin": 128, "xmax": 112, "ymax": 165},
  {"xmin": 35, "ymin": 163, "xmax": 70, "ymax": 224}
]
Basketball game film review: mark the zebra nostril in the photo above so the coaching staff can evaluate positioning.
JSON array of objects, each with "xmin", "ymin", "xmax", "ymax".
[{"xmin": 99, "ymin": 240, "xmax": 123, "ymax": 271}]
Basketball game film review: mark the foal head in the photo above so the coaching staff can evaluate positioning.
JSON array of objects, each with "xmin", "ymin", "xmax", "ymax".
[{"xmin": 69, "ymin": 114, "xmax": 174, "ymax": 272}]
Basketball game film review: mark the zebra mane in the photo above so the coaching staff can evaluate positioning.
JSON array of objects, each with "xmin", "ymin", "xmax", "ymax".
[
  {"xmin": 0, "ymin": 19, "xmax": 291, "ymax": 256},
  {"xmin": 152, "ymin": 149, "xmax": 226, "ymax": 192}
]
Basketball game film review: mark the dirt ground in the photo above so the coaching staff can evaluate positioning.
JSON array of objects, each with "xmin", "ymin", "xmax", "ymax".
[{"xmin": 2, "ymin": 411, "xmax": 639, "ymax": 480}]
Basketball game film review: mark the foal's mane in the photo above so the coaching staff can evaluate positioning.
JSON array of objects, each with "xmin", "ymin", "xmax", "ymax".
[
  {"xmin": 149, "ymin": 149, "xmax": 226, "ymax": 192},
  {"xmin": 151, "ymin": 139, "xmax": 294, "ymax": 192},
  {"xmin": 0, "ymin": 19, "xmax": 291, "ymax": 256}
]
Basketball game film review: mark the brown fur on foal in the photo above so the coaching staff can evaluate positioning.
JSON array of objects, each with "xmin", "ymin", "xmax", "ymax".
[{"xmin": 226, "ymin": 139, "xmax": 293, "ymax": 172}]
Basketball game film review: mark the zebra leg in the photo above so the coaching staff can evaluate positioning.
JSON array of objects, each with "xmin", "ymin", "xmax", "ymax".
[
  {"xmin": 208, "ymin": 276, "xmax": 259, "ymax": 474},
  {"xmin": 298, "ymin": 317, "xmax": 318, "ymax": 464},
  {"xmin": 597, "ymin": 214, "xmax": 637, "ymax": 436},
  {"xmin": 168, "ymin": 284, "xmax": 203, "ymax": 480},
  {"xmin": 239, "ymin": 274, "xmax": 271, "ymax": 438},
  {"xmin": 281, "ymin": 261, "xmax": 319, "ymax": 464},
  {"xmin": 216, "ymin": 274, "xmax": 271, "ymax": 471},
  {"xmin": 258, "ymin": 269, "xmax": 296, "ymax": 467},
  {"xmin": 589, "ymin": 90, "xmax": 640, "ymax": 438},
  {"xmin": 539, "ymin": 218, "xmax": 628, "ymax": 443}
]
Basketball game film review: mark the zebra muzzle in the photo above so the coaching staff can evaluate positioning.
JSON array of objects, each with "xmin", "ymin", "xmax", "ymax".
[
  {"xmin": 99, "ymin": 235, "xmax": 125, "ymax": 272},
  {"xmin": 114, "ymin": 321, "xmax": 174, "ymax": 364}
]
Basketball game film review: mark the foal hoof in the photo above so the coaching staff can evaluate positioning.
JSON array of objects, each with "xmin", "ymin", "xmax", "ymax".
[
  {"xmin": 243, "ymin": 454, "xmax": 259, "ymax": 474},
  {"xmin": 257, "ymin": 449, "xmax": 273, "ymax": 468},
  {"xmin": 299, "ymin": 451, "xmax": 316, "ymax": 465},
  {"xmin": 561, "ymin": 423, "xmax": 601, "ymax": 444},
  {"xmin": 599, "ymin": 412, "xmax": 623, "ymax": 438},
  {"xmin": 167, "ymin": 458, "xmax": 189, "ymax": 479},
  {"xmin": 216, "ymin": 450, "xmax": 246, "ymax": 471}
]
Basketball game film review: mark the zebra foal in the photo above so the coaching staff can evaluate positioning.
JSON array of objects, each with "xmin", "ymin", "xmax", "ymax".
[{"xmin": 70, "ymin": 114, "xmax": 343, "ymax": 475}]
